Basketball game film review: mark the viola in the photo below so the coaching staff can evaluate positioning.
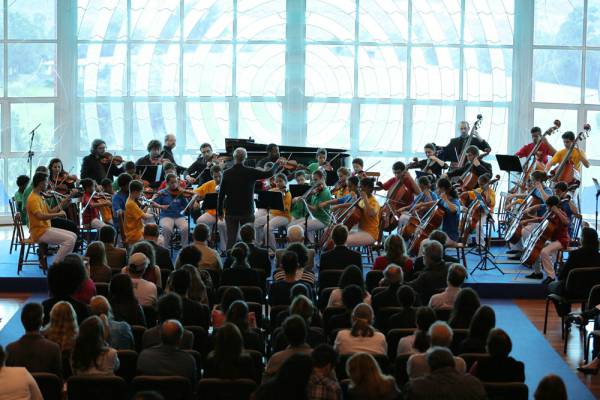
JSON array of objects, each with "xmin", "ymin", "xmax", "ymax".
[
  {"xmin": 281, "ymin": 159, "xmax": 307, "ymax": 171},
  {"xmin": 100, "ymin": 152, "xmax": 124, "ymax": 166}
]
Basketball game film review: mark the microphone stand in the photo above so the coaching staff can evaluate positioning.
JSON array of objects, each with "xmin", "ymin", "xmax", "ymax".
[{"xmin": 27, "ymin": 123, "xmax": 41, "ymax": 177}]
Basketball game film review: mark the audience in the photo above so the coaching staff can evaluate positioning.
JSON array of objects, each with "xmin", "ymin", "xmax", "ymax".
[
  {"xmin": 168, "ymin": 268, "xmax": 210, "ymax": 329},
  {"xmin": 226, "ymin": 223, "xmax": 271, "ymax": 274},
  {"xmin": 274, "ymin": 244, "xmax": 316, "ymax": 285},
  {"xmin": 320, "ymin": 225, "xmax": 363, "ymax": 271},
  {"xmin": 448, "ymin": 288, "xmax": 481, "ymax": 330},
  {"xmin": 192, "ymin": 223, "xmax": 223, "ymax": 271},
  {"xmin": 89, "ymin": 295, "xmax": 134, "ymax": 350},
  {"xmin": 71, "ymin": 316, "xmax": 120, "ymax": 376},
  {"xmin": 345, "ymin": 352, "xmax": 400, "ymax": 400},
  {"xmin": 0, "ymin": 345, "xmax": 43, "ymax": 400},
  {"xmin": 254, "ymin": 354, "xmax": 313, "ymax": 400},
  {"xmin": 178, "ymin": 264, "xmax": 210, "ymax": 305},
  {"xmin": 328, "ymin": 285, "xmax": 365, "ymax": 331},
  {"xmin": 5, "ymin": 302, "xmax": 62, "ymax": 377},
  {"xmin": 386, "ymin": 285, "xmax": 418, "ymax": 331},
  {"xmin": 275, "ymin": 225, "xmax": 316, "ymax": 271},
  {"xmin": 141, "ymin": 293, "xmax": 194, "ymax": 349},
  {"xmin": 327, "ymin": 265, "xmax": 371, "ymax": 308},
  {"xmin": 43, "ymin": 258, "xmax": 91, "ymax": 325},
  {"xmin": 273, "ymin": 295, "xmax": 326, "ymax": 351},
  {"xmin": 429, "ymin": 264, "xmax": 466, "ymax": 310},
  {"xmin": 334, "ymin": 303, "xmax": 386, "ymax": 356},
  {"xmin": 270, "ymin": 251, "xmax": 314, "ymax": 305},
  {"xmin": 126, "ymin": 241, "xmax": 162, "ymax": 287},
  {"xmin": 221, "ymin": 242, "xmax": 262, "ymax": 287},
  {"xmin": 412, "ymin": 230, "xmax": 459, "ymax": 275},
  {"xmin": 143, "ymin": 223, "xmax": 174, "ymax": 270},
  {"xmin": 458, "ymin": 305, "xmax": 496, "ymax": 354},
  {"xmin": 373, "ymin": 234, "xmax": 413, "ymax": 278},
  {"xmin": 405, "ymin": 347, "xmax": 485, "ymax": 400},
  {"xmin": 85, "ymin": 241, "xmax": 112, "ymax": 283},
  {"xmin": 99, "ymin": 225, "xmax": 127, "ymax": 270},
  {"xmin": 204, "ymin": 322, "xmax": 256, "ymax": 381},
  {"xmin": 372, "ymin": 264, "xmax": 404, "ymax": 311},
  {"xmin": 264, "ymin": 315, "xmax": 312, "ymax": 381},
  {"xmin": 534, "ymin": 374, "xmax": 567, "ymax": 400},
  {"xmin": 137, "ymin": 319, "xmax": 197, "ymax": 383},
  {"xmin": 470, "ymin": 328, "xmax": 525, "ymax": 383},
  {"xmin": 174, "ymin": 245, "xmax": 203, "ymax": 270},
  {"xmin": 66, "ymin": 253, "xmax": 97, "ymax": 305},
  {"xmin": 397, "ymin": 307, "xmax": 437, "ymax": 356},
  {"xmin": 225, "ymin": 300, "xmax": 264, "ymax": 353},
  {"xmin": 307, "ymin": 344, "xmax": 342, "ymax": 400},
  {"xmin": 42, "ymin": 301, "xmax": 79, "ymax": 354},
  {"xmin": 407, "ymin": 240, "xmax": 450, "ymax": 304},
  {"xmin": 212, "ymin": 286, "xmax": 251, "ymax": 329},
  {"xmin": 108, "ymin": 273, "xmax": 147, "ymax": 326},
  {"xmin": 125, "ymin": 252, "xmax": 158, "ymax": 307}
]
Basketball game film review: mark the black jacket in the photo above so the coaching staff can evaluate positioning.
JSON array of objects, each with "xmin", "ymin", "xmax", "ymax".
[
  {"xmin": 319, "ymin": 246, "xmax": 363, "ymax": 271},
  {"xmin": 558, "ymin": 248, "xmax": 600, "ymax": 282},
  {"xmin": 185, "ymin": 156, "xmax": 213, "ymax": 185},
  {"xmin": 372, "ymin": 283, "xmax": 402, "ymax": 311},
  {"xmin": 149, "ymin": 240, "xmax": 174, "ymax": 270},
  {"xmin": 221, "ymin": 265, "xmax": 262, "ymax": 288},
  {"xmin": 218, "ymin": 163, "xmax": 278, "ymax": 217},
  {"xmin": 80, "ymin": 153, "xmax": 124, "ymax": 184},
  {"xmin": 5, "ymin": 333, "xmax": 63, "ymax": 377},
  {"xmin": 180, "ymin": 297, "xmax": 210, "ymax": 330},
  {"xmin": 407, "ymin": 261, "xmax": 450, "ymax": 305},
  {"xmin": 136, "ymin": 155, "xmax": 165, "ymax": 188},
  {"xmin": 161, "ymin": 146, "xmax": 185, "ymax": 174},
  {"xmin": 445, "ymin": 136, "xmax": 491, "ymax": 159},
  {"xmin": 447, "ymin": 159, "xmax": 493, "ymax": 180},
  {"xmin": 472, "ymin": 356, "xmax": 525, "ymax": 383}
]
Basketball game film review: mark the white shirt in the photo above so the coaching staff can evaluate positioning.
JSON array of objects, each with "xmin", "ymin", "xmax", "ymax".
[
  {"xmin": 397, "ymin": 334, "xmax": 416, "ymax": 356},
  {"xmin": 73, "ymin": 348, "xmax": 120, "ymax": 376},
  {"xmin": 334, "ymin": 329, "xmax": 387, "ymax": 356},
  {"xmin": 428, "ymin": 286, "xmax": 460, "ymax": 310},
  {"xmin": 327, "ymin": 289, "xmax": 371, "ymax": 308},
  {"xmin": 0, "ymin": 366, "xmax": 43, "ymax": 400},
  {"xmin": 130, "ymin": 277, "xmax": 157, "ymax": 307}
]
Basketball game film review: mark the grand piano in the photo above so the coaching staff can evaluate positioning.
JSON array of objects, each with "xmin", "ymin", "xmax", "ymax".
[{"xmin": 224, "ymin": 138, "xmax": 350, "ymax": 186}]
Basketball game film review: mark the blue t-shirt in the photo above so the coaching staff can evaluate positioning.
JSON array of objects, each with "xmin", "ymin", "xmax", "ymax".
[
  {"xmin": 440, "ymin": 197, "xmax": 461, "ymax": 241},
  {"xmin": 154, "ymin": 189, "xmax": 188, "ymax": 219},
  {"xmin": 112, "ymin": 191, "xmax": 128, "ymax": 224},
  {"xmin": 412, "ymin": 191, "xmax": 439, "ymax": 207},
  {"xmin": 533, "ymin": 187, "xmax": 553, "ymax": 217}
]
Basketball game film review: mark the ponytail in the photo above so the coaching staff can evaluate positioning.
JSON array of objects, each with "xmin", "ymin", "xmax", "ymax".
[{"xmin": 351, "ymin": 317, "xmax": 375, "ymax": 338}]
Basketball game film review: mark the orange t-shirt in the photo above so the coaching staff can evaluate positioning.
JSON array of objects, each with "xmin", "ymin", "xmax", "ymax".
[
  {"xmin": 124, "ymin": 198, "xmax": 145, "ymax": 243},
  {"xmin": 270, "ymin": 189, "xmax": 292, "ymax": 221},
  {"xmin": 194, "ymin": 180, "xmax": 218, "ymax": 216}
]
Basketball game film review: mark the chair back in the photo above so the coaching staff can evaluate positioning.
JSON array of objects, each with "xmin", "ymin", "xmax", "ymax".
[
  {"xmin": 197, "ymin": 378, "xmax": 257, "ymax": 400},
  {"xmin": 184, "ymin": 349, "xmax": 203, "ymax": 377},
  {"xmin": 366, "ymin": 270, "xmax": 384, "ymax": 293},
  {"xmin": 246, "ymin": 301, "xmax": 264, "ymax": 328},
  {"xmin": 131, "ymin": 325, "xmax": 146, "ymax": 353},
  {"xmin": 483, "ymin": 382, "xmax": 528, "ymax": 400},
  {"xmin": 32, "ymin": 372, "xmax": 62, "ymax": 400},
  {"xmin": 586, "ymin": 284, "xmax": 600, "ymax": 310},
  {"xmin": 184, "ymin": 325, "xmax": 209, "ymax": 359},
  {"xmin": 95, "ymin": 282, "xmax": 109, "ymax": 298},
  {"xmin": 394, "ymin": 353, "xmax": 412, "ymax": 386},
  {"xmin": 268, "ymin": 304, "xmax": 289, "ymax": 331},
  {"xmin": 142, "ymin": 305, "xmax": 158, "ymax": 327},
  {"xmin": 115, "ymin": 349, "xmax": 138, "ymax": 382},
  {"xmin": 336, "ymin": 354, "xmax": 390, "ymax": 380},
  {"xmin": 217, "ymin": 286, "xmax": 265, "ymax": 304},
  {"xmin": 386, "ymin": 328, "xmax": 415, "ymax": 360},
  {"xmin": 161, "ymin": 268, "xmax": 173, "ymax": 289},
  {"xmin": 565, "ymin": 267, "xmax": 600, "ymax": 300},
  {"xmin": 374, "ymin": 306, "xmax": 403, "ymax": 332},
  {"xmin": 318, "ymin": 270, "xmax": 344, "ymax": 293},
  {"xmin": 67, "ymin": 375, "xmax": 127, "ymax": 400},
  {"xmin": 317, "ymin": 287, "xmax": 336, "ymax": 311},
  {"xmin": 435, "ymin": 308, "xmax": 451, "ymax": 321},
  {"xmin": 117, "ymin": 210, "xmax": 126, "ymax": 244},
  {"xmin": 458, "ymin": 352, "xmax": 490, "ymax": 371},
  {"xmin": 245, "ymin": 349, "xmax": 264, "ymax": 383},
  {"xmin": 323, "ymin": 307, "xmax": 347, "ymax": 333},
  {"xmin": 132, "ymin": 375, "xmax": 193, "ymax": 400}
]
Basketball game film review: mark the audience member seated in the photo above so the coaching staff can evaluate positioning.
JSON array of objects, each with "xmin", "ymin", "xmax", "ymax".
[
  {"xmin": 412, "ymin": 230, "xmax": 458, "ymax": 275},
  {"xmin": 275, "ymin": 225, "xmax": 315, "ymax": 271},
  {"xmin": 126, "ymin": 241, "xmax": 162, "ymax": 287},
  {"xmin": 143, "ymin": 224, "xmax": 174, "ymax": 270},
  {"xmin": 407, "ymin": 240, "xmax": 450, "ymax": 304},
  {"xmin": 42, "ymin": 301, "xmax": 79, "ymax": 355},
  {"xmin": 125, "ymin": 253, "xmax": 158, "ymax": 307},
  {"xmin": 178, "ymin": 264, "xmax": 211, "ymax": 305},
  {"xmin": 263, "ymin": 315, "xmax": 312, "ymax": 381},
  {"xmin": 397, "ymin": 307, "xmax": 437, "ymax": 356},
  {"xmin": 448, "ymin": 288, "xmax": 481, "ymax": 330},
  {"xmin": 273, "ymin": 295, "xmax": 326, "ymax": 351},
  {"xmin": 204, "ymin": 322, "xmax": 256, "ymax": 380},
  {"xmin": 320, "ymin": 225, "xmax": 363, "ymax": 271},
  {"xmin": 407, "ymin": 321, "xmax": 466, "ymax": 379},
  {"xmin": 253, "ymin": 354, "xmax": 313, "ymax": 400},
  {"xmin": 0, "ymin": 345, "xmax": 43, "ymax": 400},
  {"xmin": 373, "ymin": 234, "xmax": 413, "ymax": 278},
  {"xmin": 386, "ymin": 286, "xmax": 418, "ymax": 331},
  {"xmin": 405, "ymin": 347, "xmax": 485, "ymax": 400},
  {"xmin": 225, "ymin": 300, "xmax": 264, "ymax": 353},
  {"xmin": 307, "ymin": 344, "xmax": 342, "ymax": 400},
  {"xmin": 328, "ymin": 285, "xmax": 364, "ymax": 331},
  {"xmin": 273, "ymin": 284, "xmax": 324, "ymax": 328},
  {"xmin": 66, "ymin": 253, "xmax": 97, "ymax": 305},
  {"xmin": 71, "ymin": 316, "xmax": 120, "ymax": 376},
  {"xmin": 334, "ymin": 303, "xmax": 386, "ymax": 356},
  {"xmin": 372, "ymin": 264, "xmax": 404, "ymax": 311},
  {"xmin": 168, "ymin": 269, "xmax": 210, "ymax": 329},
  {"xmin": 221, "ymin": 242, "xmax": 262, "ymax": 287},
  {"xmin": 99, "ymin": 225, "xmax": 127, "ymax": 270},
  {"xmin": 174, "ymin": 245, "xmax": 203, "ymax": 270},
  {"xmin": 327, "ymin": 265, "xmax": 371, "ymax": 308},
  {"xmin": 108, "ymin": 273, "xmax": 147, "ymax": 326},
  {"xmin": 429, "ymin": 264, "xmax": 466, "ymax": 310},
  {"xmin": 470, "ymin": 328, "xmax": 525, "ymax": 383},
  {"xmin": 270, "ymin": 252, "xmax": 314, "ymax": 305},
  {"xmin": 224, "ymin": 223, "xmax": 271, "ymax": 275},
  {"xmin": 458, "ymin": 305, "xmax": 496, "ymax": 354},
  {"xmin": 273, "ymin": 243, "xmax": 316, "ymax": 285},
  {"xmin": 43, "ymin": 259, "xmax": 91, "ymax": 325},
  {"xmin": 137, "ymin": 320, "xmax": 197, "ymax": 383},
  {"xmin": 89, "ymin": 295, "xmax": 134, "ymax": 350},
  {"xmin": 86, "ymin": 241, "xmax": 112, "ymax": 283},
  {"xmin": 534, "ymin": 374, "xmax": 567, "ymax": 400},
  {"xmin": 345, "ymin": 352, "xmax": 400, "ymax": 400},
  {"xmin": 133, "ymin": 391, "xmax": 165, "ymax": 400},
  {"xmin": 192, "ymin": 223, "xmax": 223, "ymax": 271},
  {"xmin": 5, "ymin": 302, "xmax": 62, "ymax": 377},
  {"xmin": 212, "ymin": 286, "xmax": 254, "ymax": 329},
  {"xmin": 141, "ymin": 293, "xmax": 194, "ymax": 349}
]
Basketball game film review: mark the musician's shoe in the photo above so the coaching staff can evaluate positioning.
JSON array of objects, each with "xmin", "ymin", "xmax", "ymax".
[
  {"xmin": 524, "ymin": 272, "xmax": 543, "ymax": 279},
  {"xmin": 506, "ymin": 249, "xmax": 520, "ymax": 254},
  {"xmin": 542, "ymin": 277, "xmax": 555, "ymax": 285},
  {"xmin": 508, "ymin": 254, "xmax": 522, "ymax": 261}
]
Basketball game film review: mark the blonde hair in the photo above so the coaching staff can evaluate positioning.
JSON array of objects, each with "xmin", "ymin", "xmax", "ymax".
[
  {"xmin": 384, "ymin": 234, "xmax": 409, "ymax": 266},
  {"xmin": 42, "ymin": 301, "xmax": 78, "ymax": 351},
  {"xmin": 346, "ymin": 353, "xmax": 396, "ymax": 399},
  {"xmin": 350, "ymin": 303, "xmax": 375, "ymax": 338},
  {"xmin": 85, "ymin": 241, "xmax": 107, "ymax": 267}
]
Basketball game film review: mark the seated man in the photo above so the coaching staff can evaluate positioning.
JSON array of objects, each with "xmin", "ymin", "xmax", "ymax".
[
  {"xmin": 143, "ymin": 224, "xmax": 174, "ymax": 270},
  {"xmin": 319, "ymin": 225, "xmax": 362, "ymax": 271},
  {"xmin": 224, "ymin": 224, "xmax": 271, "ymax": 275},
  {"xmin": 408, "ymin": 240, "xmax": 450, "ymax": 305},
  {"xmin": 429, "ymin": 264, "xmax": 466, "ymax": 311},
  {"xmin": 99, "ymin": 225, "xmax": 127, "ymax": 270},
  {"xmin": 275, "ymin": 225, "xmax": 315, "ymax": 271},
  {"xmin": 126, "ymin": 253, "xmax": 158, "ymax": 307},
  {"xmin": 141, "ymin": 293, "xmax": 194, "ymax": 350},
  {"xmin": 263, "ymin": 316, "xmax": 312, "ymax": 382},
  {"xmin": 372, "ymin": 264, "xmax": 404, "ymax": 311},
  {"xmin": 192, "ymin": 223, "xmax": 223, "ymax": 271}
]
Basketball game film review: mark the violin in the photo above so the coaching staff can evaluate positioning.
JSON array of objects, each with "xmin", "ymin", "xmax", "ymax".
[
  {"xmin": 281, "ymin": 159, "xmax": 307, "ymax": 171},
  {"xmin": 169, "ymin": 187, "xmax": 195, "ymax": 198},
  {"xmin": 100, "ymin": 152, "xmax": 124, "ymax": 166}
]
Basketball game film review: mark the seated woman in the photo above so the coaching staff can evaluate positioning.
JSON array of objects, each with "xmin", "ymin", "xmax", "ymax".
[
  {"xmin": 448, "ymin": 287, "xmax": 480, "ymax": 330},
  {"xmin": 470, "ymin": 328, "xmax": 525, "ymax": 382},
  {"xmin": 373, "ymin": 234, "xmax": 414, "ymax": 278},
  {"xmin": 86, "ymin": 241, "xmax": 113, "ymax": 283},
  {"xmin": 124, "ymin": 241, "xmax": 162, "ymax": 288},
  {"xmin": 0, "ymin": 345, "xmax": 43, "ymax": 400},
  {"xmin": 65, "ymin": 254, "xmax": 97, "ymax": 305},
  {"xmin": 71, "ymin": 316, "xmax": 120, "ymax": 376},
  {"xmin": 397, "ymin": 306, "xmax": 436, "ymax": 356},
  {"xmin": 204, "ymin": 322, "xmax": 257, "ymax": 381},
  {"xmin": 459, "ymin": 305, "xmax": 496, "ymax": 354},
  {"xmin": 327, "ymin": 265, "xmax": 371, "ymax": 308},
  {"xmin": 270, "ymin": 251, "xmax": 314, "ymax": 306},
  {"xmin": 212, "ymin": 286, "xmax": 256, "ymax": 330},
  {"xmin": 272, "ymin": 295, "xmax": 326, "ymax": 352},
  {"xmin": 334, "ymin": 303, "xmax": 387, "ymax": 356},
  {"xmin": 43, "ymin": 301, "xmax": 79, "ymax": 354},
  {"xmin": 275, "ymin": 226, "xmax": 316, "ymax": 271},
  {"xmin": 346, "ymin": 353, "xmax": 400, "ymax": 400},
  {"xmin": 225, "ymin": 300, "xmax": 264, "ymax": 354},
  {"xmin": 108, "ymin": 273, "xmax": 147, "ymax": 327}
]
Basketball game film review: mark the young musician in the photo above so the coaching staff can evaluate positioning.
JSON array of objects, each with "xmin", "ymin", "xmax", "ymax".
[
  {"xmin": 153, "ymin": 173, "xmax": 190, "ymax": 248},
  {"xmin": 26, "ymin": 172, "xmax": 77, "ymax": 262},
  {"xmin": 112, "ymin": 173, "xmax": 133, "ymax": 226},
  {"xmin": 99, "ymin": 178, "xmax": 114, "ymax": 224},
  {"xmin": 332, "ymin": 167, "xmax": 351, "ymax": 198},
  {"xmin": 186, "ymin": 142, "xmax": 217, "ymax": 185},
  {"xmin": 257, "ymin": 143, "xmax": 281, "ymax": 168},
  {"xmin": 445, "ymin": 145, "xmax": 492, "ymax": 183},
  {"xmin": 290, "ymin": 170, "xmax": 309, "ymax": 221},
  {"xmin": 515, "ymin": 126, "xmax": 556, "ymax": 162},
  {"xmin": 194, "ymin": 165, "xmax": 227, "ymax": 250},
  {"xmin": 14, "ymin": 175, "xmax": 30, "ymax": 222},
  {"xmin": 288, "ymin": 169, "xmax": 332, "ymax": 243},
  {"xmin": 323, "ymin": 176, "xmax": 360, "ymax": 208},
  {"xmin": 157, "ymin": 162, "xmax": 186, "ymax": 191},
  {"xmin": 255, "ymin": 173, "xmax": 292, "ymax": 250},
  {"xmin": 376, "ymin": 161, "xmax": 421, "ymax": 203},
  {"xmin": 80, "ymin": 138, "xmax": 124, "ymax": 184},
  {"xmin": 351, "ymin": 158, "xmax": 366, "ymax": 178},
  {"xmin": 136, "ymin": 140, "xmax": 165, "ymax": 189},
  {"xmin": 409, "ymin": 143, "xmax": 447, "ymax": 178},
  {"xmin": 345, "ymin": 178, "xmax": 381, "ymax": 247},
  {"xmin": 124, "ymin": 180, "xmax": 154, "ymax": 245},
  {"xmin": 462, "ymin": 174, "xmax": 496, "ymax": 246},
  {"xmin": 80, "ymin": 178, "xmax": 110, "ymax": 229},
  {"xmin": 307, "ymin": 148, "xmax": 332, "ymax": 174},
  {"xmin": 444, "ymin": 120, "xmax": 491, "ymax": 162},
  {"xmin": 435, "ymin": 178, "xmax": 461, "ymax": 244},
  {"xmin": 396, "ymin": 176, "xmax": 438, "ymax": 232},
  {"xmin": 546, "ymin": 131, "xmax": 590, "ymax": 180}
]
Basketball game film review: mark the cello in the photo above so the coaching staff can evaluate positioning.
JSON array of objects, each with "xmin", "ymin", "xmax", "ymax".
[
  {"xmin": 459, "ymin": 175, "xmax": 500, "ymax": 244},
  {"xmin": 548, "ymin": 124, "xmax": 591, "ymax": 186},
  {"xmin": 319, "ymin": 196, "xmax": 362, "ymax": 250},
  {"xmin": 407, "ymin": 199, "xmax": 446, "ymax": 256},
  {"xmin": 504, "ymin": 188, "xmax": 540, "ymax": 245},
  {"xmin": 378, "ymin": 173, "xmax": 413, "ymax": 234}
]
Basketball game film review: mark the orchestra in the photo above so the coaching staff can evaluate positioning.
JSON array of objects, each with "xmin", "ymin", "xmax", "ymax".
[{"xmin": 17, "ymin": 117, "xmax": 593, "ymax": 286}]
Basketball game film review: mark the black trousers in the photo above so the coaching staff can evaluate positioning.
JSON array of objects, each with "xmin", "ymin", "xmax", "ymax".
[{"xmin": 224, "ymin": 214, "xmax": 255, "ymax": 250}]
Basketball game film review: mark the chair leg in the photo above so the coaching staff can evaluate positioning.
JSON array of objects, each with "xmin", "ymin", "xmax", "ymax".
[
  {"xmin": 563, "ymin": 317, "xmax": 569, "ymax": 353},
  {"xmin": 543, "ymin": 298, "xmax": 550, "ymax": 334},
  {"xmin": 9, "ymin": 226, "xmax": 17, "ymax": 254},
  {"xmin": 585, "ymin": 333, "xmax": 591, "ymax": 364},
  {"xmin": 17, "ymin": 242, "xmax": 26, "ymax": 275}
]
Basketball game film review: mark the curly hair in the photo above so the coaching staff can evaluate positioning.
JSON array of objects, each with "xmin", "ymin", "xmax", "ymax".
[{"xmin": 42, "ymin": 301, "xmax": 78, "ymax": 351}]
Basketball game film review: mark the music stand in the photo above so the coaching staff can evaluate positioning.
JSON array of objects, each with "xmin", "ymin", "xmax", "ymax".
[
  {"xmin": 136, "ymin": 164, "xmax": 163, "ymax": 188},
  {"xmin": 290, "ymin": 184, "xmax": 314, "ymax": 244},
  {"xmin": 201, "ymin": 193, "xmax": 219, "ymax": 249},
  {"xmin": 496, "ymin": 155, "xmax": 523, "ymax": 192},
  {"xmin": 470, "ymin": 203, "xmax": 504, "ymax": 276},
  {"xmin": 593, "ymin": 178, "xmax": 600, "ymax": 230},
  {"xmin": 289, "ymin": 184, "xmax": 311, "ymax": 198},
  {"xmin": 255, "ymin": 191, "xmax": 285, "ymax": 248}
]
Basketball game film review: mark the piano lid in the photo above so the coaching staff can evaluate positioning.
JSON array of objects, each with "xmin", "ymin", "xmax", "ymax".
[{"xmin": 224, "ymin": 138, "xmax": 349, "ymax": 156}]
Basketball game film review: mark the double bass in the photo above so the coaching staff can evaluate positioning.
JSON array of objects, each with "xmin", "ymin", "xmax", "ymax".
[
  {"xmin": 455, "ymin": 114, "xmax": 483, "ymax": 169},
  {"xmin": 407, "ymin": 199, "xmax": 446, "ymax": 256},
  {"xmin": 548, "ymin": 124, "xmax": 591, "ymax": 186}
]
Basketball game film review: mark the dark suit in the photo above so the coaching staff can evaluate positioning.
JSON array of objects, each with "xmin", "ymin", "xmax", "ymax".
[
  {"xmin": 472, "ymin": 356, "xmax": 525, "ymax": 383},
  {"xmin": 148, "ymin": 240, "xmax": 174, "ymax": 270},
  {"xmin": 6, "ymin": 333, "xmax": 63, "ymax": 377},
  {"xmin": 372, "ymin": 283, "xmax": 402, "ymax": 311},
  {"xmin": 446, "ymin": 159, "xmax": 493, "ymax": 180},
  {"xmin": 221, "ymin": 265, "xmax": 261, "ymax": 288},
  {"xmin": 136, "ymin": 155, "xmax": 165, "ymax": 189},
  {"xmin": 137, "ymin": 344, "xmax": 197, "ymax": 383},
  {"xmin": 405, "ymin": 366, "xmax": 486, "ymax": 400},
  {"xmin": 407, "ymin": 261, "xmax": 450, "ymax": 304},
  {"xmin": 557, "ymin": 248, "xmax": 600, "ymax": 285},
  {"xmin": 42, "ymin": 296, "xmax": 90, "ymax": 325},
  {"xmin": 185, "ymin": 156, "xmax": 212, "ymax": 185},
  {"xmin": 180, "ymin": 297, "xmax": 210, "ymax": 331},
  {"xmin": 142, "ymin": 325, "xmax": 194, "ymax": 350},
  {"xmin": 319, "ymin": 246, "xmax": 362, "ymax": 271},
  {"xmin": 444, "ymin": 136, "xmax": 491, "ymax": 160}
]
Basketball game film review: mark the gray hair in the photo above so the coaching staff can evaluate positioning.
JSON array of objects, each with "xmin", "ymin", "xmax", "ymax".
[
  {"xmin": 422, "ymin": 239, "xmax": 443, "ymax": 263},
  {"xmin": 383, "ymin": 263, "xmax": 404, "ymax": 285},
  {"xmin": 429, "ymin": 321, "xmax": 453, "ymax": 347},
  {"xmin": 233, "ymin": 147, "xmax": 247, "ymax": 163},
  {"xmin": 160, "ymin": 319, "xmax": 183, "ymax": 346},
  {"xmin": 426, "ymin": 346, "xmax": 456, "ymax": 371},
  {"xmin": 287, "ymin": 225, "xmax": 304, "ymax": 242}
]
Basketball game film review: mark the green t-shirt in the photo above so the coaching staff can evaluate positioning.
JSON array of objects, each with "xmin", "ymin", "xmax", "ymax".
[
  {"xmin": 294, "ymin": 187, "xmax": 332, "ymax": 225},
  {"xmin": 307, "ymin": 162, "xmax": 319, "ymax": 174},
  {"xmin": 20, "ymin": 184, "xmax": 34, "ymax": 225}
]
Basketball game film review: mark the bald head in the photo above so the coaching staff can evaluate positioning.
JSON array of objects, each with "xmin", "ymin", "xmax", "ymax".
[
  {"xmin": 429, "ymin": 321, "xmax": 453, "ymax": 347},
  {"xmin": 90, "ymin": 295, "xmax": 111, "ymax": 317},
  {"xmin": 160, "ymin": 319, "xmax": 183, "ymax": 346},
  {"xmin": 233, "ymin": 147, "xmax": 247, "ymax": 164},
  {"xmin": 164, "ymin": 134, "xmax": 176, "ymax": 149}
]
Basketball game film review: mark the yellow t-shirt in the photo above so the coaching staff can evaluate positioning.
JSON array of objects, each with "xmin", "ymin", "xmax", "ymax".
[
  {"xmin": 124, "ymin": 198, "xmax": 145, "ymax": 244},
  {"xmin": 194, "ymin": 180, "xmax": 218, "ymax": 216},
  {"xmin": 26, "ymin": 192, "xmax": 51, "ymax": 241},
  {"xmin": 100, "ymin": 204, "xmax": 113, "ymax": 223},
  {"xmin": 471, "ymin": 187, "xmax": 496, "ymax": 211},
  {"xmin": 550, "ymin": 148, "xmax": 586, "ymax": 170},
  {"xmin": 270, "ymin": 190, "xmax": 292, "ymax": 221},
  {"xmin": 358, "ymin": 195, "xmax": 381, "ymax": 240},
  {"xmin": 333, "ymin": 185, "xmax": 350, "ymax": 199}
]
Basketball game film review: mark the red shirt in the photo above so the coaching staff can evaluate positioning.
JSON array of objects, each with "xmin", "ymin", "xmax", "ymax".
[
  {"xmin": 373, "ymin": 255, "xmax": 414, "ymax": 274},
  {"xmin": 382, "ymin": 176, "xmax": 416, "ymax": 204},
  {"xmin": 157, "ymin": 179, "xmax": 186, "ymax": 191},
  {"xmin": 550, "ymin": 214, "xmax": 570, "ymax": 249},
  {"xmin": 82, "ymin": 192, "xmax": 100, "ymax": 225},
  {"xmin": 515, "ymin": 142, "xmax": 553, "ymax": 163}
]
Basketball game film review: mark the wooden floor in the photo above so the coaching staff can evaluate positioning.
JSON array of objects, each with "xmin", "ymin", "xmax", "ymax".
[{"xmin": 516, "ymin": 299, "xmax": 600, "ymax": 398}]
